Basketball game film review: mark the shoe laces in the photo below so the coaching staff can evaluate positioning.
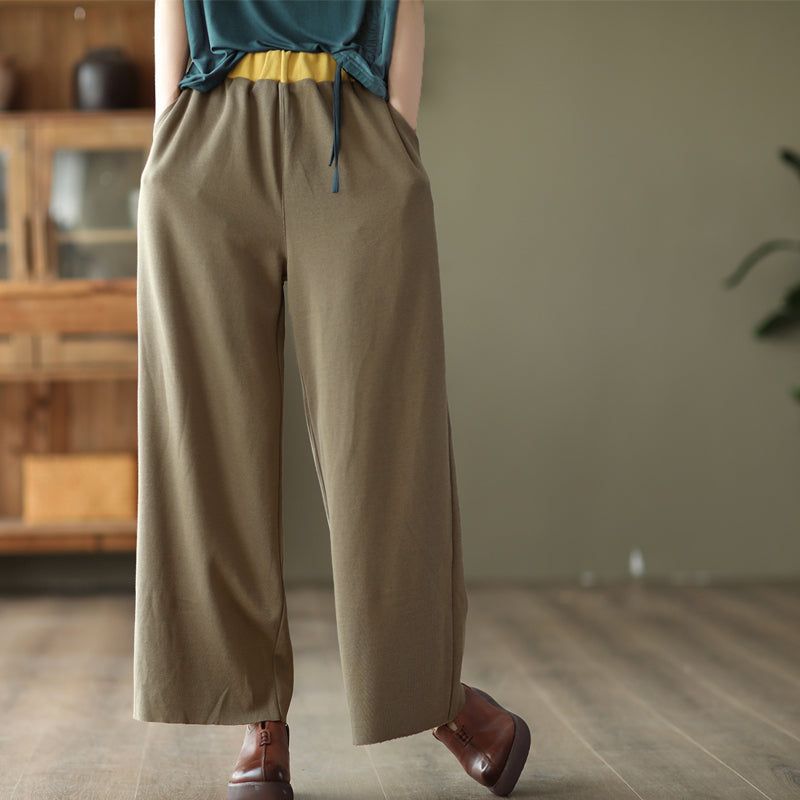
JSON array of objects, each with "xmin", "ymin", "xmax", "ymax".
[
  {"xmin": 257, "ymin": 722, "xmax": 272, "ymax": 747},
  {"xmin": 446, "ymin": 720, "xmax": 472, "ymax": 746}
]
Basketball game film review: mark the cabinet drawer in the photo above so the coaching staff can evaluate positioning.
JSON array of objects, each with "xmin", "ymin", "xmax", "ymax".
[{"xmin": 22, "ymin": 452, "xmax": 137, "ymax": 523}]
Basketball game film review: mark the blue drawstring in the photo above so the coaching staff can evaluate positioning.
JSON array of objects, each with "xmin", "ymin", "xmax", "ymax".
[{"xmin": 328, "ymin": 64, "xmax": 342, "ymax": 193}]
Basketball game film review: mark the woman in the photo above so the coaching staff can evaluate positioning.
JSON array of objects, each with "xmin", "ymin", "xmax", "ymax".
[{"xmin": 133, "ymin": 1, "xmax": 531, "ymax": 797}]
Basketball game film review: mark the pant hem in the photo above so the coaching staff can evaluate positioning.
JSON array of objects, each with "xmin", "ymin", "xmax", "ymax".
[
  {"xmin": 350, "ymin": 705, "xmax": 460, "ymax": 747},
  {"xmin": 132, "ymin": 705, "xmax": 286, "ymax": 726}
]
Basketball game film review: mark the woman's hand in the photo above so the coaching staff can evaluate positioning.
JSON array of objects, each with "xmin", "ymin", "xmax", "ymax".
[
  {"xmin": 387, "ymin": 0, "xmax": 425, "ymax": 132},
  {"xmin": 154, "ymin": 0, "xmax": 189, "ymax": 123}
]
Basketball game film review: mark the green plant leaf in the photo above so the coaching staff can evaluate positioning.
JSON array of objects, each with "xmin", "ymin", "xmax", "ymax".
[
  {"xmin": 784, "ymin": 282, "xmax": 800, "ymax": 309},
  {"xmin": 724, "ymin": 239, "xmax": 800, "ymax": 288},
  {"xmin": 755, "ymin": 308, "xmax": 800, "ymax": 337},
  {"xmin": 752, "ymin": 282, "xmax": 800, "ymax": 336},
  {"xmin": 779, "ymin": 147, "xmax": 800, "ymax": 181}
]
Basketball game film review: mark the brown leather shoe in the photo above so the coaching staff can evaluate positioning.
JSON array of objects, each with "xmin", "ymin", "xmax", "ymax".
[
  {"xmin": 433, "ymin": 684, "xmax": 531, "ymax": 796},
  {"xmin": 227, "ymin": 720, "xmax": 293, "ymax": 800}
]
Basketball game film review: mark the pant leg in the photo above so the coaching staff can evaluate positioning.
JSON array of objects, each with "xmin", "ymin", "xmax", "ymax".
[
  {"xmin": 282, "ymin": 74, "xmax": 468, "ymax": 745},
  {"xmin": 133, "ymin": 77, "xmax": 293, "ymax": 724}
]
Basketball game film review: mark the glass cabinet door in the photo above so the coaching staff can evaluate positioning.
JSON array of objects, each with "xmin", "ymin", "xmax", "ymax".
[
  {"xmin": 0, "ymin": 121, "xmax": 34, "ymax": 371},
  {"xmin": 48, "ymin": 148, "xmax": 145, "ymax": 280},
  {"xmin": 33, "ymin": 114, "xmax": 152, "ymax": 372},
  {"xmin": 0, "ymin": 152, "xmax": 8, "ymax": 280}
]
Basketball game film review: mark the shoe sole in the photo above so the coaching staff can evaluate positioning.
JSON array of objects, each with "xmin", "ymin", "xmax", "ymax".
[
  {"xmin": 472, "ymin": 687, "xmax": 532, "ymax": 797},
  {"xmin": 227, "ymin": 781, "xmax": 293, "ymax": 800}
]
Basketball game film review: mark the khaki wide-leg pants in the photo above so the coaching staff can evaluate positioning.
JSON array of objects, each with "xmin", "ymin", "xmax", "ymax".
[{"xmin": 132, "ymin": 49, "xmax": 468, "ymax": 746}]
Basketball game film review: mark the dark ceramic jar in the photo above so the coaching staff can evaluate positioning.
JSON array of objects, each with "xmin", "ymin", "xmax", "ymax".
[{"xmin": 74, "ymin": 47, "xmax": 138, "ymax": 110}]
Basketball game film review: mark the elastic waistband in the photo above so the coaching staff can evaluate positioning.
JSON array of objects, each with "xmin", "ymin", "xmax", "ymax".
[
  {"xmin": 226, "ymin": 50, "xmax": 353, "ymax": 84},
  {"xmin": 226, "ymin": 49, "xmax": 352, "ymax": 194}
]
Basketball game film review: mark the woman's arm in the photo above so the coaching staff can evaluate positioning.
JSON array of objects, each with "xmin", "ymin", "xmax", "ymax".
[
  {"xmin": 387, "ymin": 0, "xmax": 425, "ymax": 131},
  {"xmin": 154, "ymin": 0, "xmax": 189, "ymax": 119}
]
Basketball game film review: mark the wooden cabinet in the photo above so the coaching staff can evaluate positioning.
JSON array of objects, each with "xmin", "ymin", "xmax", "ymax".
[
  {"xmin": 0, "ymin": 110, "xmax": 151, "ymax": 380},
  {"xmin": 0, "ymin": 0, "xmax": 155, "ymax": 556},
  {"xmin": 0, "ymin": 119, "xmax": 34, "ymax": 370},
  {"xmin": 0, "ymin": 110, "xmax": 153, "ymax": 553}
]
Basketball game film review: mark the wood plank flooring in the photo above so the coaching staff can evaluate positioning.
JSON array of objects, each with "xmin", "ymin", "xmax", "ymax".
[{"xmin": 1, "ymin": 584, "xmax": 799, "ymax": 799}]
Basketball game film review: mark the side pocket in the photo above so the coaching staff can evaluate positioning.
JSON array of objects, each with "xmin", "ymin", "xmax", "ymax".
[
  {"xmin": 152, "ymin": 89, "xmax": 184, "ymax": 137},
  {"xmin": 385, "ymin": 98, "xmax": 424, "ymax": 171},
  {"xmin": 387, "ymin": 99, "xmax": 419, "ymax": 146},
  {"xmin": 142, "ymin": 88, "xmax": 188, "ymax": 181}
]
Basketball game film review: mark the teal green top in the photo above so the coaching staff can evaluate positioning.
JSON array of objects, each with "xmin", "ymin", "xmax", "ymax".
[{"xmin": 178, "ymin": 0, "xmax": 401, "ymax": 192}]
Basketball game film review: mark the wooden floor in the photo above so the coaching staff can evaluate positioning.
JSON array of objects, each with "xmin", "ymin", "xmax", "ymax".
[{"xmin": 1, "ymin": 583, "xmax": 799, "ymax": 799}]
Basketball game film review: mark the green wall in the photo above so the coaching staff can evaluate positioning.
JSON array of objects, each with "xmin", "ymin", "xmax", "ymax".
[
  {"xmin": 282, "ymin": 0, "xmax": 800, "ymax": 582},
  {"xmin": 5, "ymin": 1, "xmax": 798, "ymax": 592}
]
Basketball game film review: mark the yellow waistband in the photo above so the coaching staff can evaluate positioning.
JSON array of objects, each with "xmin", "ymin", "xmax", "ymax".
[{"xmin": 226, "ymin": 50, "xmax": 353, "ymax": 83}]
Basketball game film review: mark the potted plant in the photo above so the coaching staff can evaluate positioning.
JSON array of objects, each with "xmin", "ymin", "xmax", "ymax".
[{"xmin": 725, "ymin": 147, "xmax": 800, "ymax": 402}]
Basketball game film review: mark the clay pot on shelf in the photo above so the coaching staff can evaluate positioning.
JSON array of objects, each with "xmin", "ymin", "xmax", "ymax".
[{"xmin": 73, "ymin": 47, "xmax": 138, "ymax": 110}]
